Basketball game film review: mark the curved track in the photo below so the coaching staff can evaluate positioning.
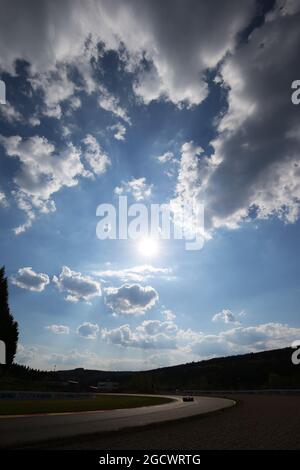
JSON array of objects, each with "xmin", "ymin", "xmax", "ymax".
[{"xmin": 0, "ymin": 394, "xmax": 235, "ymax": 448}]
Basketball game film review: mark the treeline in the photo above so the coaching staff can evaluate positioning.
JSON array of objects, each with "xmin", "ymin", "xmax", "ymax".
[{"xmin": 127, "ymin": 348, "xmax": 300, "ymax": 392}]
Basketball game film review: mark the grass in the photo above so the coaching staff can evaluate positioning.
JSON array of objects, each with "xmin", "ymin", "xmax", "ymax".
[{"xmin": 0, "ymin": 394, "xmax": 173, "ymax": 415}]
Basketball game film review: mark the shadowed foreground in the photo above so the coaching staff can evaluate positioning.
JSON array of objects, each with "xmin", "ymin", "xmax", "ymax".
[{"xmin": 35, "ymin": 395, "xmax": 300, "ymax": 450}]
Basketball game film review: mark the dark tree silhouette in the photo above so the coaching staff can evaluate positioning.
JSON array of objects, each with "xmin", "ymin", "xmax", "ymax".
[{"xmin": 0, "ymin": 266, "xmax": 19, "ymax": 365}]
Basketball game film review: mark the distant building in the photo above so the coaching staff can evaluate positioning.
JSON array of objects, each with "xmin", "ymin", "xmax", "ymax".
[{"xmin": 97, "ymin": 381, "xmax": 119, "ymax": 391}]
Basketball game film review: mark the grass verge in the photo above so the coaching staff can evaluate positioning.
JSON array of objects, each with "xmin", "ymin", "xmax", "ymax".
[{"xmin": 0, "ymin": 394, "xmax": 173, "ymax": 416}]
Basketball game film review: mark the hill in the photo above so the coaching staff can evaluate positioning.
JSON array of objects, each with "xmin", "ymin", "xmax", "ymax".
[{"xmin": 1, "ymin": 347, "xmax": 299, "ymax": 392}]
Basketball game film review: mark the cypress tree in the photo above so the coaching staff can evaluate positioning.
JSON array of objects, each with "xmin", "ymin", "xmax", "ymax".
[{"xmin": 0, "ymin": 266, "xmax": 19, "ymax": 365}]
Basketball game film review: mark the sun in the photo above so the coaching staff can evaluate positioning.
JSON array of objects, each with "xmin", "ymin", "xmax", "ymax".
[{"xmin": 137, "ymin": 237, "xmax": 159, "ymax": 257}]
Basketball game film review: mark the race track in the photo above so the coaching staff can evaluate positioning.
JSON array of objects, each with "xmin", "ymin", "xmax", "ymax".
[{"xmin": 0, "ymin": 394, "xmax": 234, "ymax": 448}]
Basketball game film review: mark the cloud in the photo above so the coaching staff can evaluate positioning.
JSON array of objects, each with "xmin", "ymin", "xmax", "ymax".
[
  {"xmin": 162, "ymin": 309, "xmax": 176, "ymax": 321},
  {"xmin": 0, "ymin": 190, "xmax": 8, "ymax": 207},
  {"xmin": 0, "ymin": 132, "xmax": 110, "ymax": 233},
  {"xmin": 114, "ymin": 177, "xmax": 153, "ymax": 201},
  {"xmin": 30, "ymin": 65, "xmax": 78, "ymax": 118},
  {"xmin": 0, "ymin": 135, "xmax": 90, "ymax": 234},
  {"xmin": 102, "ymin": 319, "xmax": 177, "ymax": 349},
  {"xmin": 110, "ymin": 123, "xmax": 126, "ymax": 141},
  {"xmin": 192, "ymin": 322, "xmax": 300, "ymax": 358},
  {"xmin": 170, "ymin": 4, "xmax": 300, "ymax": 234},
  {"xmin": 156, "ymin": 151, "xmax": 175, "ymax": 164},
  {"xmin": 93, "ymin": 265, "xmax": 172, "ymax": 283},
  {"xmin": 53, "ymin": 266, "xmax": 101, "ymax": 303},
  {"xmin": 46, "ymin": 324, "xmax": 70, "ymax": 335},
  {"xmin": 212, "ymin": 309, "xmax": 240, "ymax": 325},
  {"xmin": 0, "ymin": 101, "xmax": 24, "ymax": 124},
  {"xmin": 170, "ymin": 141, "xmax": 209, "ymax": 238},
  {"xmin": 98, "ymin": 85, "xmax": 130, "ymax": 123},
  {"xmin": 0, "ymin": 1, "xmax": 254, "ymax": 109},
  {"xmin": 11, "ymin": 267, "xmax": 49, "ymax": 292},
  {"xmin": 16, "ymin": 344, "xmax": 151, "ymax": 371},
  {"xmin": 128, "ymin": 0, "xmax": 254, "ymax": 106},
  {"xmin": 101, "ymin": 314, "xmax": 300, "ymax": 360},
  {"xmin": 104, "ymin": 283, "xmax": 158, "ymax": 315},
  {"xmin": 82, "ymin": 134, "xmax": 111, "ymax": 176},
  {"xmin": 77, "ymin": 322, "xmax": 99, "ymax": 340},
  {"xmin": 15, "ymin": 344, "xmax": 38, "ymax": 365}
]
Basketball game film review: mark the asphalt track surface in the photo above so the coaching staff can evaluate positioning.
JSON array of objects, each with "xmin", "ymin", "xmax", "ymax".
[{"xmin": 0, "ymin": 394, "xmax": 234, "ymax": 448}]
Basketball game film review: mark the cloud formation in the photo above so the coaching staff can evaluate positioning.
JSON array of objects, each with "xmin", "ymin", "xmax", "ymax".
[
  {"xmin": 53, "ymin": 266, "xmax": 101, "ymax": 303},
  {"xmin": 82, "ymin": 134, "xmax": 111, "ymax": 176},
  {"xmin": 0, "ymin": 0, "xmax": 254, "ymax": 108},
  {"xmin": 77, "ymin": 322, "xmax": 99, "ymax": 339},
  {"xmin": 11, "ymin": 267, "xmax": 49, "ymax": 292},
  {"xmin": 212, "ymin": 309, "xmax": 239, "ymax": 325},
  {"xmin": 102, "ymin": 317, "xmax": 300, "ymax": 360},
  {"xmin": 0, "ymin": 133, "xmax": 110, "ymax": 233},
  {"xmin": 104, "ymin": 283, "xmax": 158, "ymax": 315},
  {"xmin": 171, "ymin": 3, "xmax": 300, "ymax": 233},
  {"xmin": 0, "ymin": 135, "xmax": 89, "ymax": 233},
  {"xmin": 114, "ymin": 177, "xmax": 153, "ymax": 201},
  {"xmin": 93, "ymin": 265, "xmax": 172, "ymax": 283},
  {"xmin": 46, "ymin": 324, "xmax": 70, "ymax": 335}
]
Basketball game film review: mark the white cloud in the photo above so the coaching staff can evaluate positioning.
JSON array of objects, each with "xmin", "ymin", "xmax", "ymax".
[
  {"xmin": 0, "ymin": 101, "xmax": 23, "ymax": 124},
  {"xmin": 156, "ymin": 151, "xmax": 174, "ymax": 164},
  {"xmin": 162, "ymin": 309, "xmax": 176, "ymax": 321},
  {"xmin": 170, "ymin": 141, "xmax": 211, "ymax": 239},
  {"xmin": 101, "ymin": 313, "xmax": 300, "ymax": 360},
  {"xmin": 16, "ymin": 319, "xmax": 300, "ymax": 369},
  {"xmin": 0, "ymin": 135, "xmax": 90, "ymax": 234},
  {"xmin": 192, "ymin": 322, "xmax": 300, "ymax": 358},
  {"xmin": 102, "ymin": 319, "xmax": 177, "ymax": 350},
  {"xmin": 46, "ymin": 324, "xmax": 70, "ymax": 335},
  {"xmin": 104, "ymin": 283, "xmax": 158, "ymax": 315},
  {"xmin": 82, "ymin": 134, "xmax": 111, "ymax": 176},
  {"xmin": 53, "ymin": 266, "xmax": 101, "ymax": 303},
  {"xmin": 110, "ymin": 123, "xmax": 126, "ymax": 141},
  {"xmin": 11, "ymin": 267, "xmax": 49, "ymax": 292},
  {"xmin": 93, "ymin": 265, "xmax": 172, "ymax": 283},
  {"xmin": 98, "ymin": 85, "xmax": 130, "ymax": 123},
  {"xmin": 30, "ymin": 66, "xmax": 77, "ymax": 118},
  {"xmin": 212, "ymin": 309, "xmax": 240, "ymax": 325},
  {"xmin": 16, "ymin": 344, "xmax": 151, "ymax": 371},
  {"xmin": 15, "ymin": 344, "xmax": 38, "ymax": 365},
  {"xmin": 77, "ymin": 322, "xmax": 99, "ymax": 340},
  {"xmin": 114, "ymin": 177, "xmax": 153, "ymax": 201}
]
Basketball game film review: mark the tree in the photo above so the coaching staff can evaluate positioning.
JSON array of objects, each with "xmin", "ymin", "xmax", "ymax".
[{"xmin": 0, "ymin": 266, "xmax": 19, "ymax": 365}]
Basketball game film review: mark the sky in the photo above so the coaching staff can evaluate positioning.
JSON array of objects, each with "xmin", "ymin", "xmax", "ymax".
[{"xmin": 0, "ymin": 0, "xmax": 300, "ymax": 371}]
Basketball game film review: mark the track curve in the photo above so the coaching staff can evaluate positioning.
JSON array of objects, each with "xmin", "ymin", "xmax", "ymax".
[{"xmin": 0, "ymin": 394, "xmax": 235, "ymax": 448}]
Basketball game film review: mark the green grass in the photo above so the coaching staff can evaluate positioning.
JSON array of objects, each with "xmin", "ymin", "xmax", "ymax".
[{"xmin": 0, "ymin": 394, "xmax": 173, "ymax": 415}]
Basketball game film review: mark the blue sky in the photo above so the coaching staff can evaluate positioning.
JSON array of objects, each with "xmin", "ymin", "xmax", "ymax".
[{"xmin": 0, "ymin": 0, "xmax": 300, "ymax": 370}]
